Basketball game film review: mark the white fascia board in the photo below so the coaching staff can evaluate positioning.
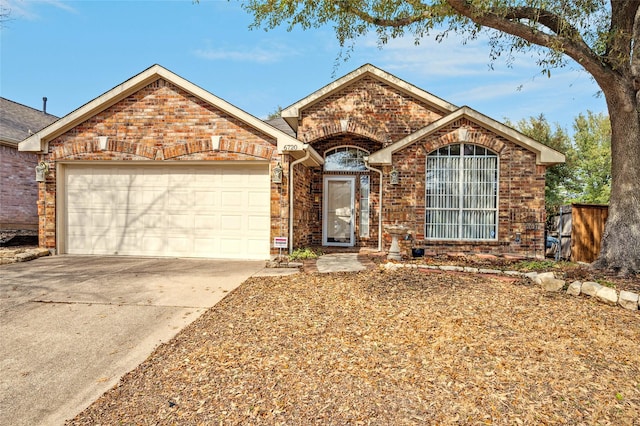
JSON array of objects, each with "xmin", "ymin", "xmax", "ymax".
[
  {"xmin": 276, "ymin": 139, "xmax": 324, "ymax": 166},
  {"xmin": 281, "ymin": 64, "xmax": 458, "ymax": 132},
  {"xmin": 18, "ymin": 134, "xmax": 42, "ymax": 152},
  {"xmin": 367, "ymin": 106, "xmax": 565, "ymax": 166},
  {"xmin": 461, "ymin": 108, "xmax": 566, "ymax": 165},
  {"xmin": 18, "ymin": 64, "xmax": 299, "ymax": 154},
  {"xmin": 19, "ymin": 65, "xmax": 165, "ymax": 153}
]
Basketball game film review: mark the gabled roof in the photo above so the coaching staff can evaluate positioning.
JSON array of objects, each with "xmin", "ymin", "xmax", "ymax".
[
  {"xmin": 368, "ymin": 106, "xmax": 565, "ymax": 166},
  {"xmin": 280, "ymin": 63, "xmax": 458, "ymax": 132},
  {"xmin": 0, "ymin": 97, "xmax": 58, "ymax": 147},
  {"xmin": 18, "ymin": 64, "xmax": 322, "ymax": 166}
]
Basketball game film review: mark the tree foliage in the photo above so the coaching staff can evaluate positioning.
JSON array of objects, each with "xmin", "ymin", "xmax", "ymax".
[
  {"xmin": 512, "ymin": 112, "xmax": 612, "ymax": 213},
  {"xmin": 572, "ymin": 111, "xmax": 612, "ymax": 204},
  {"xmin": 509, "ymin": 115, "xmax": 577, "ymax": 214}
]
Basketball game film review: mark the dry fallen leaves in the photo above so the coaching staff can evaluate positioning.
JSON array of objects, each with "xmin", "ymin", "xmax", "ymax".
[{"xmin": 69, "ymin": 269, "xmax": 639, "ymax": 425}]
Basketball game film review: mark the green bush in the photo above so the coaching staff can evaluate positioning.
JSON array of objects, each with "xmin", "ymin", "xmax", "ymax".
[
  {"xmin": 289, "ymin": 247, "xmax": 322, "ymax": 261},
  {"xmin": 514, "ymin": 259, "xmax": 558, "ymax": 271}
]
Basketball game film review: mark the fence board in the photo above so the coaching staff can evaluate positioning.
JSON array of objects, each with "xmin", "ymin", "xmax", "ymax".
[{"xmin": 571, "ymin": 204, "xmax": 609, "ymax": 263}]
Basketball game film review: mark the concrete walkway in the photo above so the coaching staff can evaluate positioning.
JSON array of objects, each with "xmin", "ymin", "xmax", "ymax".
[{"xmin": 315, "ymin": 253, "xmax": 369, "ymax": 273}]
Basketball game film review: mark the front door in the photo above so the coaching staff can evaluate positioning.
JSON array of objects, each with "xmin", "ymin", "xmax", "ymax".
[{"xmin": 323, "ymin": 176, "xmax": 355, "ymax": 246}]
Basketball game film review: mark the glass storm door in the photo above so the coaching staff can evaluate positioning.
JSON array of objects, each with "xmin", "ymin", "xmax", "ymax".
[{"xmin": 323, "ymin": 176, "xmax": 355, "ymax": 246}]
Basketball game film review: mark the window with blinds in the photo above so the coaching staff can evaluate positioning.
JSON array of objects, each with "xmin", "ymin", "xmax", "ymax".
[{"xmin": 425, "ymin": 144, "xmax": 498, "ymax": 240}]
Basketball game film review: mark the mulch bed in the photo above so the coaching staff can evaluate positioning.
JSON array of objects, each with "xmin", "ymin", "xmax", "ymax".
[{"xmin": 69, "ymin": 268, "xmax": 639, "ymax": 425}]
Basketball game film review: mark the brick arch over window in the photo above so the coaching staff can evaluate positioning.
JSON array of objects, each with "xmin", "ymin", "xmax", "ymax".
[
  {"xmin": 300, "ymin": 120, "xmax": 388, "ymax": 145},
  {"xmin": 324, "ymin": 145, "xmax": 370, "ymax": 172},
  {"xmin": 420, "ymin": 125, "xmax": 507, "ymax": 156}
]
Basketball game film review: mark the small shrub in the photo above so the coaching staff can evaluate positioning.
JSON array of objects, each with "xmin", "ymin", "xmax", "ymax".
[
  {"xmin": 289, "ymin": 247, "xmax": 322, "ymax": 261},
  {"xmin": 597, "ymin": 279, "xmax": 616, "ymax": 288},
  {"xmin": 514, "ymin": 259, "xmax": 558, "ymax": 271}
]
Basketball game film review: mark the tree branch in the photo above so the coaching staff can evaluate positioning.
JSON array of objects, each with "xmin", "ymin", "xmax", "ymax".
[
  {"xmin": 445, "ymin": 0, "xmax": 612, "ymax": 84},
  {"xmin": 337, "ymin": 1, "xmax": 434, "ymax": 27}
]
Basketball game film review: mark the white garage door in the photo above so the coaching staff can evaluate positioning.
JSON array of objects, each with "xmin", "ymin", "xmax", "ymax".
[{"xmin": 64, "ymin": 164, "xmax": 271, "ymax": 259}]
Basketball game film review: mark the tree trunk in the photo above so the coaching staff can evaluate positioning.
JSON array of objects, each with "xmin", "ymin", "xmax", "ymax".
[{"xmin": 593, "ymin": 80, "xmax": 640, "ymax": 274}]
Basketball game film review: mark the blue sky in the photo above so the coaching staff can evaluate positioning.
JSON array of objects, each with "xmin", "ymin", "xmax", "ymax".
[{"xmin": 1, "ymin": 0, "xmax": 607, "ymax": 133}]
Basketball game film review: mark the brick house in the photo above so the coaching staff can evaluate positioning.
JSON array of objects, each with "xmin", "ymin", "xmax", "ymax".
[
  {"xmin": 19, "ymin": 64, "xmax": 564, "ymax": 259},
  {"xmin": 1, "ymin": 97, "xmax": 58, "ymax": 230}
]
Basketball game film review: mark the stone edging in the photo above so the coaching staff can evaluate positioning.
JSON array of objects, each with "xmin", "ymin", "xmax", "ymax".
[
  {"xmin": 0, "ymin": 247, "xmax": 51, "ymax": 265},
  {"xmin": 382, "ymin": 262, "xmax": 640, "ymax": 313}
]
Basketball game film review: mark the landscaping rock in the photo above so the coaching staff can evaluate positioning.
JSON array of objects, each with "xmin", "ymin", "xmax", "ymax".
[
  {"xmin": 463, "ymin": 266, "xmax": 479, "ymax": 273},
  {"xmin": 504, "ymin": 271, "xmax": 523, "ymax": 276},
  {"xmin": 474, "ymin": 253, "xmax": 498, "ymax": 260},
  {"xmin": 419, "ymin": 265, "xmax": 440, "ymax": 270},
  {"xmin": 440, "ymin": 265, "xmax": 464, "ymax": 272},
  {"xmin": 524, "ymin": 272, "xmax": 538, "ymax": 282},
  {"xmin": 595, "ymin": 286, "xmax": 618, "ymax": 305},
  {"xmin": 541, "ymin": 277, "xmax": 565, "ymax": 292},
  {"xmin": 567, "ymin": 281, "xmax": 582, "ymax": 296},
  {"xmin": 479, "ymin": 268, "xmax": 501, "ymax": 275},
  {"xmin": 533, "ymin": 271, "xmax": 555, "ymax": 285},
  {"xmin": 34, "ymin": 248, "xmax": 51, "ymax": 257},
  {"xmin": 582, "ymin": 281, "xmax": 603, "ymax": 297},
  {"xmin": 0, "ymin": 249, "xmax": 22, "ymax": 258},
  {"xmin": 15, "ymin": 252, "xmax": 37, "ymax": 262},
  {"xmin": 618, "ymin": 291, "xmax": 639, "ymax": 311}
]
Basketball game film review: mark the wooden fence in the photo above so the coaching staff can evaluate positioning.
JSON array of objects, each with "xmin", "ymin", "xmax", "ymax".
[
  {"xmin": 550, "ymin": 203, "xmax": 609, "ymax": 263},
  {"xmin": 571, "ymin": 203, "xmax": 609, "ymax": 263}
]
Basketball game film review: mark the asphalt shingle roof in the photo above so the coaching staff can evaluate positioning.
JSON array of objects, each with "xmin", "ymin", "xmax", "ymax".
[
  {"xmin": 265, "ymin": 117, "xmax": 296, "ymax": 138},
  {"xmin": 0, "ymin": 97, "xmax": 58, "ymax": 147}
]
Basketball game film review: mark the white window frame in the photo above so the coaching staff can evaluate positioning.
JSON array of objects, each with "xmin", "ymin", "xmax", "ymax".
[
  {"xmin": 323, "ymin": 176, "xmax": 356, "ymax": 247},
  {"xmin": 324, "ymin": 146, "xmax": 369, "ymax": 172},
  {"xmin": 359, "ymin": 175, "xmax": 370, "ymax": 238},
  {"xmin": 425, "ymin": 143, "xmax": 499, "ymax": 241}
]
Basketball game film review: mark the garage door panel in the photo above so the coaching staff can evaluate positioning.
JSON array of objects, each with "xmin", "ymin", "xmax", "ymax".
[
  {"xmin": 248, "ymin": 215, "xmax": 270, "ymax": 232},
  {"xmin": 194, "ymin": 214, "xmax": 219, "ymax": 230},
  {"xmin": 167, "ymin": 191, "xmax": 191, "ymax": 208},
  {"xmin": 221, "ymin": 191, "xmax": 243, "ymax": 208},
  {"xmin": 248, "ymin": 191, "xmax": 269, "ymax": 209},
  {"xmin": 65, "ymin": 164, "xmax": 270, "ymax": 259},
  {"xmin": 194, "ymin": 190, "xmax": 218, "ymax": 207},
  {"xmin": 220, "ymin": 214, "xmax": 243, "ymax": 232}
]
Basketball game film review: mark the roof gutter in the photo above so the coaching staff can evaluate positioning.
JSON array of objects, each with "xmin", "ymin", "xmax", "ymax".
[
  {"xmin": 364, "ymin": 157, "xmax": 383, "ymax": 252},
  {"xmin": 289, "ymin": 144, "xmax": 311, "ymax": 254}
]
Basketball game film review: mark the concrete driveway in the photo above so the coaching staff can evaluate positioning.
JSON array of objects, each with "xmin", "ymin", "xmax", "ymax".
[{"xmin": 0, "ymin": 255, "xmax": 274, "ymax": 426}]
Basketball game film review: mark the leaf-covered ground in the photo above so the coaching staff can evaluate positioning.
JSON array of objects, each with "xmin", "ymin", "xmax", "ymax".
[{"xmin": 69, "ymin": 269, "xmax": 639, "ymax": 425}]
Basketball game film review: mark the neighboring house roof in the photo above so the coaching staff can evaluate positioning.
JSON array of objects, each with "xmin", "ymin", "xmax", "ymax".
[
  {"xmin": 368, "ymin": 106, "xmax": 565, "ymax": 166},
  {"xmin": 280, "ymin": 63, "xmax": 458, "ymax": 132},
  {"xmin": 0, "ymin": 97, "xmax": 58, "ymax": 148},
  {"xmin": 18, "ymin": 65, "xmax": 322, "ymax": 166},
  {"xmin": 265, "ymin": 117, "xmax": 296, "ymax": 137}
]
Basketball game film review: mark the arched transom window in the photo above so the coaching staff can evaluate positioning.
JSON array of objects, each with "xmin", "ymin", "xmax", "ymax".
[
  {"xmin": 425, "ymin": 144, "xmax": 498, "ymax": 240},
  {"xmin": 324, "ymin": 146, "xmax": 369, "ymax": 172}
]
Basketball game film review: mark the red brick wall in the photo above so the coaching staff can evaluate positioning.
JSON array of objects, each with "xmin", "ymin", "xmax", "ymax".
[
  {"xmin": 0, "ymin": 144, "xmax": 38, "ymax": 229},
  {"xmin": 291, "ymin": 163, "xmax": 317, "ymax": 248},
  {"xmin": 388, "ymin": 118, "xmax": 547, "ymax": 257},
  {"xmin": 38, "ymin": 78, "xmax": 284, "ymax": 252},
  {"xmin": 298, "ymin": 75, "xmax": 445, "ymax": 145}
]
